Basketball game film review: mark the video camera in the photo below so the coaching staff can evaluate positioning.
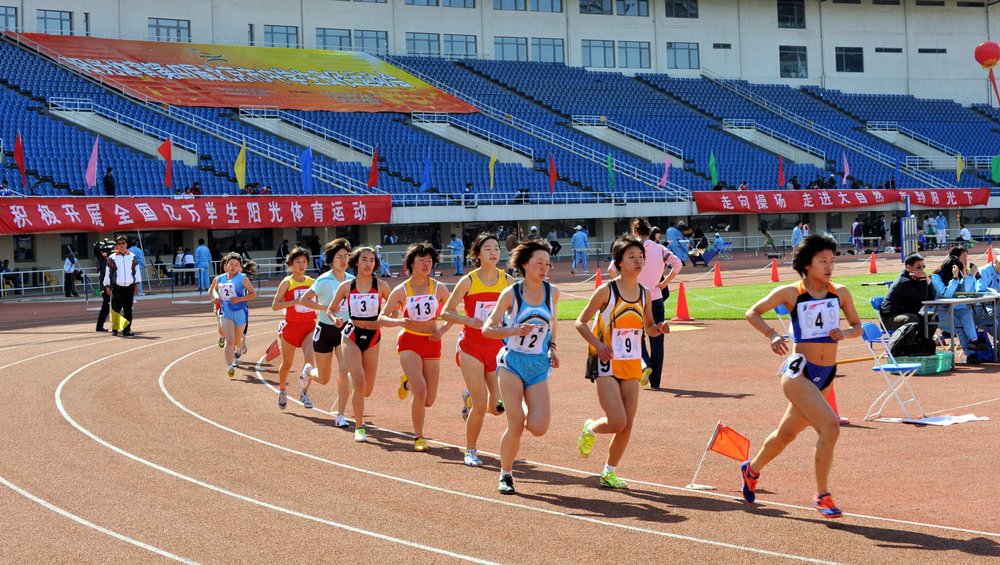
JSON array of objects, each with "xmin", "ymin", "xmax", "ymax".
[{"xmin": 93, "ymin": 238, "xmax": 115, "ymax": 257}]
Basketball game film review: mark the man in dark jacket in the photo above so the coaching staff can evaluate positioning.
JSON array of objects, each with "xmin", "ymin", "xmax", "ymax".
[{"xmin": 879, "ymin": 253, "xmax": 935, "ymax": 331}]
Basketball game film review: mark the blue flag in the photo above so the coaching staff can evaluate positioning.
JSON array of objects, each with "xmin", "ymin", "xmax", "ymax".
[
  {"xmin": 420, "ymin": 148, "xmax": 432, "ymax": 192},
  {"xmin": 300, "ymin": 147, "xmax": 313, "ymax": 194}
]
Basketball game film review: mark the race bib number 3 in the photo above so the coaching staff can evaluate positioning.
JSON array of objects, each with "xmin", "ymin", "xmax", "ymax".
[
  {"xmin": 612, "ymin": 329, "xmax": 642, "ymax": 360},
  {"xmin": 474, "ymin": 301, "xmax": 497, "ymax": 322},
  {"xmin": 507, "ymin": 324, "xmax": 549, "ymax": 354},
  {"xmin": 406, "ymin": 295, "xmax": 438, "ymax": 322},
  {"xmin": 218, "ymin": 282, "xmax": 236, "ymax": 301},
  {"xmin": 796, "ymin": 298, "xmax": 840, "ymax": 340},
  {"xmin": 350, "ymin": 293, "xmax": 379, "ymax": 316}
]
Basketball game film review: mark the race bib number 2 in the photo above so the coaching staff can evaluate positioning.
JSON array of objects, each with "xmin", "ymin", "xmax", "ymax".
[{"xmin": 217, "ymin": 282, "xmax": 236, "ymax": 301}]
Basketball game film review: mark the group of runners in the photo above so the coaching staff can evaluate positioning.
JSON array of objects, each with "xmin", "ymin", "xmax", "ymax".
[{"xmin": 207, "ymin": 227, "xmax": 858, "ymax": 518}]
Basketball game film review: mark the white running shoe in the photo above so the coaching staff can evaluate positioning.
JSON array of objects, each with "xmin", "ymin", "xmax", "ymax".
[
  {"xmin": 238, "ymin": 342, "xmax": 247, "ymax": 357},
  {"xmin": 334, "ymin": 415, "xmax": 350, "ymax": 428},
  {"xmin": 354, "ymin": 427, "xmax": 367, "ymax": 442},
  {"xmin": 464, "ymin": 450, "xmax": 484, "ymax": 467},
  {"xmin": 300, "ymin": 363, "xmax": 313, "ymax": 388}
]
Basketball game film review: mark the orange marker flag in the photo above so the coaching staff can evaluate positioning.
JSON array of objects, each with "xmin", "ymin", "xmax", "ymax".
[
  {"xmin": 708, "ymin": 423, "xmax": 750, "ymax": 462},
  {"xmin": 265, "ymin": 338, "xmax": 281, "ymax": 362}
]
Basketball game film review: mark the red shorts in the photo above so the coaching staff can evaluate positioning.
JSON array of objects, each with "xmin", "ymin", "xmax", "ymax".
[
  {"xmin": 397, "ymin": 331, "xmax": 442, "ymax": 360},
  {"xmin": 456, "ymin": 333, "xmax": 503, "ymax": 373},
  {"xmin": 279, "ymin": 320, "xmax": 316, "ymax": 348}
]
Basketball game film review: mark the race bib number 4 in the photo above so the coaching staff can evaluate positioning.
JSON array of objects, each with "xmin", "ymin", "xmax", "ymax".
[
  {"xmin": 612, "ymin": 329, "xmax": 642, "ymax": 360},
  {"xmin": 350, "ymin": 293, "xmax": 379, "ymax": 316},
  {"xmin": 796, "ymin": 299, "xmax": 840, "ymax": 340},
  {"xmin": 474, "ymin": 301, "xmax": 497, "ymax": 322},
  {"xmin": 406, "ymin": 295, "xmax": 438, "ymax": 322},
  {"xmin": 218, "ymin": 282, "xmax": 236, "ymax": 301},
  {"xmin": 507, "ymin": 324, "xmax": 549, "ymax": 354}
]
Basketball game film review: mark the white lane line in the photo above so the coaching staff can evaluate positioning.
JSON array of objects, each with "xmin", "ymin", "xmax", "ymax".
[
  {"xmin": 927, "ymin": 397, "xmax": 1000, "ymax": 416},
  {"xmin": 160, "ymin": 349, "xmax": 843, "ymax": 564},
  {"xmin": 252, "ymin": 357, "xmax": 1000, "ymax": 540},
  {"xmin": 56, "ymin": 336, "xmax": 499, "ymax": 565},
  {"xmin": 0, "ymin": 475, "xmax": 199, "ymax": 564}
]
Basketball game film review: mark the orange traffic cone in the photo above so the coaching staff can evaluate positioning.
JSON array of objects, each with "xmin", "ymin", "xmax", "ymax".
[
  {"xmin": 595, "ymin": 268, "xmax": 603, "ymax": 288},
  {"xmin": 869, "ymin": 252, "xmax": 877, "ymax": 275},
  {"xmin": 671, "ymin": 282, "xmax": 694, "ymax": 321},
  {"xmin": 770, "ymin": 259, "xmax": 779, "ymax": 283},
  {"xmin": 825, "ymin": 383, "xmax": 850, "ymax": 425},
  {"xmin": 713, "ymin": 261, "xmax": 723, "ymax": 287},
  {"xmin": 989, "ymin": 246, "xmax": 994, "ymax": 265}
]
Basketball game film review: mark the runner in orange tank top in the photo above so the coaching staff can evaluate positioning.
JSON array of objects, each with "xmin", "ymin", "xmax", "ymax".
[{"xmin": 270, "ymin": 247, "xmax": 317, "ymax": 411}]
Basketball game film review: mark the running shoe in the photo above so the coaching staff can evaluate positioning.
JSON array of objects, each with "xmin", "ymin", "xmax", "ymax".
[
  {"xmin": 498, "ymin": 474, "xmax": 516, "ymax": 495},
  {"xmin": 398, "ymin": 374, "xmax": 409, "ymax": 400},
  {"xmin": 300, "ymin": 391, "xmax": 314, "ymax": 409},
  {"xmin": 740, "ymin": 460, "xmax": 759, "ymax": 504},
  {"xmin": 300, "ymin": 363, "xmax": 313, "ymax": 389},
  {"xmin": 278, "ymin": 390, "xmax": 287, "ymax": 410},
  {"xmin": 640, "ymin": 366, "xmax": 652, "ymax": 387},
  {"xmin": 354, "ymin": 427, "xmax": 367, "ymax": 442},
  {"xmin": 414, "ymin": 437, "xmax": 428, "ymax": 452},
  {"xmin": 238, "ymin": 342, "xmax": 247, "ymax": 357},
  {"xmin": 577, "ymin": 419, "xmax": 596, "ymax": 457},
  {"xmin": 218, "ymin": 337, "xmax": 225, "ymax": 348},
  {"xmin": 464, "ymin": 450, "xmax": 484, "ymax": 467},
  {"xmin": 334, "ymin": 415, "xmax": 350, "ymax": 428},
  {"xmin": 600, "ymin": 471, "xmax": 628, "ymax": 489},
  {"xmin": 814, "ymin": 493, "xmax": 843, "ymax": 519},
  {"xmin": 495, "ymin": 398, "xmax": 505, "ymax": 413},
  {"xmin": 461, "ymin": 390, "xmax": 472, "ymax": 421},
  {"xmin": 227, "ymin": 364, "xmax": 235, "ymax": 377}
]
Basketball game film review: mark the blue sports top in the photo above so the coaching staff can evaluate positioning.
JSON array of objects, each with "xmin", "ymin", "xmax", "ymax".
[
  {"xmin": 503, "ymin": 281, "xmax": 554, "ymax": 356},
  {"xmin": 216, "ymin": 272, "xmax": 248, "ymax": 315},
  {"xmin": 310, "ymin": 270, "xmax": 354, "ymax": 325},
  {"xmin": 789, "ymin": 281, "xmax": 840, "ymax": 344}
]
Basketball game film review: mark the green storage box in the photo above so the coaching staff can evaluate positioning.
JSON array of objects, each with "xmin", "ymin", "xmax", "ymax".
[{"xmin": 895, "ymin": 352, "xmax": 953, "ymax": 375}]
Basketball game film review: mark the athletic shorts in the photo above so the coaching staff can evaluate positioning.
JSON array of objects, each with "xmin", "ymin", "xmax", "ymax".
[
  {"xmin": 343, "ymin": 321, "xmax": 381, "ymax": 353},
  {"xmin": 313, "ymin": 321, "xmax": 343, "ymax": 354},
  {"xmin": 496, "ymin": 347, "xmax": 550, "ymax": 389},
  {"xmin": 220, "ymin": 308, "xmax": 248, "ymax": 328},
  {"xmin": 279, "ymin": 320, "xmax": 317, "ymax": 348},
  {"xmin": 456, "ymin": 333, "xmax": 503, "ymax": 373},
  {"xmin": 397, "ymin": 331, "xmax": 442, "ymax": 360},
  {"xmin": 779, "ymin": 353, "xmax": 836, "ymax": 391}
]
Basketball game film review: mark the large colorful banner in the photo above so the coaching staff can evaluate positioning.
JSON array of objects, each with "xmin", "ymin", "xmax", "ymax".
[
  {"xmin": 9, "ymin": 33, "xmax": 477, "ymax": 113},
  {"xmin": 694, "ymin": 188, "xmax": 991, "ymax": 214},
  {"xmin": 0, "ymin": 196, "xmax": 391, "ymax": 234}
]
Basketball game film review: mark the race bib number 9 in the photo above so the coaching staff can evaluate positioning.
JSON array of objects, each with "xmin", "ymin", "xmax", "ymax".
[
  {"xmin": 474, "ymin": 301, "xmax": 497, "ymax": 322},
  {"xmin": 350, "ymin": 293, "xmax": 379, "ymax": 316},
  {"xmin": 796, "ymin": 298, "xmax": 840, "ymax": 340},
  {"xmin": 293, "ymin": 288, "xmax": 312, "ymax": 313},
  {"xmin": 406, "ymin": 295, "xmax": 438, "ymax": 322},
  {"xmin": 218, "ymin": 282, "xmax": 236, "ymax": 301},
  {"xmin": 507, "ymin": 324, "xmax": 549, "ymax": 354},
  {"xmin": 612, "ymin": 329, "xmax": 642, "ymax": 360}
]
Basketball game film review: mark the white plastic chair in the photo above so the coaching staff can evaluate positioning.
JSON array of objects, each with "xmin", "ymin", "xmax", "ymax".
[{"xmin": 861, "ymin": 322, "xmax": 926, "ymax": 422}]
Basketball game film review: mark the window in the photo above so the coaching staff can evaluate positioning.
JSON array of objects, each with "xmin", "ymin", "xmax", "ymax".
[
  {"xmin": 915, "ymin": 0, "xmax": 944, "ymax": 5},
  {"xmin": 835, "ymin": 47, "xmax": 863, "ymax": 73},
  {"xmin": 83, "ymin": 12, "xmax": 89, "ymax": 36},
  {"xmin": 582, "ymin": 39, "xmax": 614, "ymax": 67},
  {"xmin": 37, "ymin": 9, "xmax": 71, "ymax": 35},
  {"xmin": 407, "ymin": 0, "xmax": 438, "ymax": 5},
  {"xmin": 616, "ymin": 0, "xmax": 648, "ymax": 16},
  {"xmin": 444, "ymin": 34, "xmax": 476, "ymax": 58},
  {"xmin": 957, "ymin": 1, "xmax": 985, "ymax": 6},
  {"xmin": 875, "ymin": 47, "xmax": 902, "ymax": 53},
  {"xmin": 495, "ymin": 36, "xmax": 528, "ymax": 61},
  {"xmin": 248, "ymin": 23, "xmax": 254, "ymax": 46},
  {"xmin": 406, "ymin": 32, "xmax": 440, "ymax": 55},
  {"xmin": 580, "ymin": 0, "xmax": 612, "ymax": 15},
  {"xmin": 667, "ymin": 42, "xmax": 699, "ymax": 69},
  {"xmin": 148, "ymin": 18, "xmax": 191, "ymax": 42},
  {"xmin": 713, "ymin": 43, "xmax": 731, "ymax": 49},
  {"xmin": 61, "ymin": 233, "xmax": 90, "ymax": 260},
  {"xmin": 531, "ymin": 0, "xmax": 562, "ymax": 11},
  {"xmin": 779, "ymin": 45, "xmax": 807, "ymax": 78},
  {"xmin": 317, "ymin": 28, "xmax": 351, "ymax": 50},
  {"xmin": 1, "ymin": 6, "xmax": 16, "ymax": 31},
  {"xmin": 665, "ymin": 0, "xmax": 697, "ymax": 17},
  {"xmin": 872, "ymin": 0, "xmax": 900, "ymax": 4},
  {"xmin": 532, "ymin": 37, "xmax": 564, "ymax": 62},
  {"xmin": 832, "ymin": 0, "xmax": 860, "ymax": 3},
  {"xmin": 618, "ymin": 41, "xmax": 650, "ymax": 68},
  {"xmin": 494, "ymin": 0, "xmax": 526, "ymax": 9},
  {"xmin": 13, "ymin": 235, "xmax": 34, "ymax": 262},
  {"xmin": 355, "ymin": 0, "xmax": 387, "ymax": 3},
  {"xmin": 918, "ymin": 48, "xmax": 946, "ymax": 54},
  {"xmin": 776, "ymin": 0, "xmax": 805, "ymax": 29},
  {"xmin": 264, "ymin": 25, "xmax": 299, "ymax": 48},
  {"xmin": 355, "ymin": 30, "xmax": 388, "ymax": 54},
  {"xmin": 443, "ymin": 0, "xmax": 475, "ymax": 6}
]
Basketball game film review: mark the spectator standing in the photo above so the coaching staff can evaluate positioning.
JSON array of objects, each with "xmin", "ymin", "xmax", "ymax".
[
  {"xmin": 791, "ymin": 220, "xmax": 804, "ymax": 250},
  {"xmin": 546, "ymin": 226, "xmax": 562, "ymax": 260},
  {"xmin": 431, "ymin": 229, "xmax": 442, "ymax": 251},
  {"xmin": 275, "ymin": 239, "xmax": 290, "ymax": 274},
  {"xmin": 63, "ymin": 246, "xmax": 80, "ymax": 298},
  {"xmin": 172, "ymin": 246, "xmax": 184, "ymax": 285},
  {"xmin": 104, "ymin": 236, "xmax": 139, "ymax": 336},
  {"xmin": 879, "ymin": 253, "xmax": 935, "ymax": 331},
  {"xmin": 94, "ymin": 242, "xmax": 112, "ymax": 331},
  {"xmin": 129, "ymin": 239, "xmax": 146, "ymax": 296},
  {"xmin": 195, "ymin": 238, "xmax": 212, "ymax": 291},
  {"xmin": 449, "ymin": 233, "xmax": 465, "ymax": 275},
  {"xmin": 851, "ymin": 218, "xmax": 864, "ymax": 252},
  {"xmin": 665, "ymin": 222, "xmax": 690, "ymax": 265},
  {"xmin": 571, "ymin": 224, "xmax": 590, "ymax": 274},
  {"xmin": 935, "ymin": 211, "xmax": 948, "ymax": 249},
  {"xmin": 309, "ymin": 235, "xmax": 322, "ymax": 271},
  {"xmin": 505, "ymin": 229, "xmax": 518, "ymax": 275},
  {"xmin": 103, "ymin": 167, "xmax": 115, "ymax": 196}
]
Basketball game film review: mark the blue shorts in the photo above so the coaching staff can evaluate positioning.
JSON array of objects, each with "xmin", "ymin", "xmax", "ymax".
[
  {"xmin": 220, "ymin": 308, "xmax": 248, "ymax": 328},
  {"xmin": 779, "ymin": 353, "xmax": 836, "ymax": 390},
  {"xmin": 497, "ymin": 348, "xmax": 550, "ymax": 388}
]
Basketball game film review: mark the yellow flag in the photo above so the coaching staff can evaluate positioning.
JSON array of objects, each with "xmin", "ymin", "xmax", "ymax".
[
  {"xmin": 110, "ymin": 308, "xmax": 131, "ymax": 332},
  {"xmin": 234, "ymin": 140, "xmax": 247, "ymax": 190},
  {"xmin": 956, "ymin": 155, "xmax": 965, "ymax": 183},
  {"xmin": 488, "ymin": 152, "xmax": 497, "ymax": 190}
]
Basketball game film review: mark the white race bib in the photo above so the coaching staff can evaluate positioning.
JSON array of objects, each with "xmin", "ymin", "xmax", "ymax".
[
  {"xmin": 474, "ymin": 300, "xmax": 497, "ymax": 322},
  {"xmin": 796, "ymin": 298, "xmax": 840, "ymax": 340},
  {"xmin": 293, "ymin": 287, "xmax": 312, "ymax": 313},
  {"xmin": 612, "ymin": 328, "xmax": 642, "ymax": 360},
  {"xmin": 217, "ymin": 282, "xmax": 236, "ymax": 301},
  {"xmin": 506, "ymin": 323, "xmax": 549, "ymax": 354},
  {"xmin": 349, "ymin": 293, "xmax": 379, "ymax": 317},
  {"xmin": 406, "ymin": 294, "xmax": 438, "ymax": 322}
]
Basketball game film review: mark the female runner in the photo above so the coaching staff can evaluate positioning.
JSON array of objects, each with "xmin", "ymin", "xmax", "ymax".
[
  {"xmin": 210, "ymin": 252, "xmax": 257, "ymax": 376},
  {"xmin": 271, "ymin": 247, "xmax": 317, "ymax": 410}
]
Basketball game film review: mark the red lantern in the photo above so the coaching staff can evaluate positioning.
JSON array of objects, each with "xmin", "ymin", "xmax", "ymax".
[{"xmin": 975, "ymin": 41, "xmax": 1000, "ymax": 69}]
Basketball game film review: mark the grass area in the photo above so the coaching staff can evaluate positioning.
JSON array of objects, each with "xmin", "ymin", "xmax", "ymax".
[{"xmin": 557, "ymin": 273, "xmax": 893, "ymax": 321}]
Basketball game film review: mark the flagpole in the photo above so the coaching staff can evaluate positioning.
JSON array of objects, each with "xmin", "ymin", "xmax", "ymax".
[{"xmin": 685, "ymin": 421, "xmax": 721, "ymax": 490}]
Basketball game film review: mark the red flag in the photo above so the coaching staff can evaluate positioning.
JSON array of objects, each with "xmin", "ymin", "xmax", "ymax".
[
  {"xmin": 13, "ymin": 133, "xmax": 26, "ymax": 187},
  {"xmin": 777, "ymin": 155, "xmax": 785, "ymax": 187},
  {"xmin": 548, "ymin": 155, "xmax": 557, "ymax": 193},
  {"xmin": 367, "ymin": 146, "xmax": 379, "ymax": 188},
  {"xmin": 157, "ymin": 137, "xmax": 173, "ymax": 188},
  {"xmin": 707, "ymin": 423, "xmax": 750, "ymax": 462}
]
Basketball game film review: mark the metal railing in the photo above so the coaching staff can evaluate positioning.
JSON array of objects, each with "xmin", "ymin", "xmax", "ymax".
[
  {"xmin": 866, "ymin": 121, "xmax": 960, "ymax": 156},
  {"xmin": 904, "ymin": 155, "xmax": 994, "ymax": 170},
  {"xmin": 700, "ymin": 68, "xmax": 955, "ymax": 188},
  {"xmin": 239, "ymin": 105, "xmax": 375, "ymax": 155},
  {"xmin": 411, "ymin": 112, "xmax": 534, "ymax": 159},
  {"xmin": 722, "ymin": 119, "xmax": 826, "ymax": 160},
  {"xmin": 390, "ymin": 190, "xmax": 677, "ymax": 207},
  {"xmin": 48, "ymin": 96, "xmax": 199, "ymax": 154},
  {"xmin": 571, "ymin": 115, "xmax": 684, "ymax": 161}
]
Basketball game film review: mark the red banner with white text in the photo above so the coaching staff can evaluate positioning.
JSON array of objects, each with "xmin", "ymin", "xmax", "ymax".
[
  {"xmin": 0, "ymin": 196, "xmax": 392, "ymax": 234},
  {"xmin": 694, "ymin": 188, "xmax": 991, "ymax": 214}
]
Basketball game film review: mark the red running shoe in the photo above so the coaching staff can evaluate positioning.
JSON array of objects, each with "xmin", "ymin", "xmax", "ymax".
[
  {"xmin": 814, "ymin": 493, "xmax": 843, "ymax": 519},
  {"xmin": 740, "ymin": 460, "xmax": 759, "ymax": 504}
]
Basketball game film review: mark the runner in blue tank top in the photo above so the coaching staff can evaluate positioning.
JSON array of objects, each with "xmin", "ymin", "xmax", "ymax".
[{"xmin": 211, "ymin": 252, "xmax": 257, "ymax": 377}]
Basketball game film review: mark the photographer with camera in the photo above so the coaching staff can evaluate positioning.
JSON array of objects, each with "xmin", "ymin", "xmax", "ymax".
[{"xmin": 94, "ymin": 239, "xmax": 114, "ymax": 332}]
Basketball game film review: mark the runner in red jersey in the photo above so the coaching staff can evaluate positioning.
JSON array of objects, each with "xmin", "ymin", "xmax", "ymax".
[{"xmin": 270, "ymin": 247, "xmax": 317, "ymax": 410}]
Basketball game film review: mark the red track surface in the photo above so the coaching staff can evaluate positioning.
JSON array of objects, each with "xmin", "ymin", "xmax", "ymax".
[{"xmin": 2, "ymin": 255, "xmax": 998, "ymax": 563}]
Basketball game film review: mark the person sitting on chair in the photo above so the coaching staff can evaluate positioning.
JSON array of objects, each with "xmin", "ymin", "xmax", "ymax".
[
  {"xmin": 929, "ymin": 255, "xmax": 989, "ymax": 358},
  {"xmin": 879, "ymin": 253, "xmax": 935, "ymax": 331},
  {"xmin": 712, "ymin": 233, "xmax": 726, "ymax": 254}
]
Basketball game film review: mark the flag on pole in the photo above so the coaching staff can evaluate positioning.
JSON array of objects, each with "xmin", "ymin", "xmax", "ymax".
[
  {"xmin": 991, "ymin": 155, "xmax": 1000, "ymax": 183},
  {"xmin": 607, "ymin": 152, "xmax": 615, "ymax": 189},
  {"xmin": 13, "ymin": 132, "xmax": 26, "ymax": 187},
  {"xmin": 234, "ymin": 140, "xmax": 247, "ymax": 190},
  {"xmin": 658, "ymin": 154, "xmax": 670, "ymax": 187},
  {"xmin": 956, "ymin": 154, "xmax": 965, "ymax": 183},
  {"xmin": 841, "ymin": 152, "xmax": 850, "ymax": 186},
  {"xmin": 708, "ymin": 151, "xmax": 718, "ymax": 187},
  {"xmin": 300, "ymin": 146, "xmax": 313, "ymax": 194},
  {"xmin": 488, "ymin": 152, "xmax": 497, "ymax": 190},
  {"xmin": 110, "ymin": 308, "xmax": 131, "ymax": 332},
  {"xmin": 420, "ymin": 147, "xmax": 432, "ymax": 192},
  {"xmin": 157, "ymin": 137, "xmax": 173, "ymax": 188},
  {"xmin": 777, "ymin": 155, "xmax": 785, "ymax": 187},
  {"xmin": 548, "ymin": 155, "xmax": 557, "ymax": 193},
  {"xmin": 707, "ymin": 423, "xmax": 750, "ymax": 462},
  {"xmin": 85, "ymin": 136, "xmax": 99, "ymax": 189},
  {"xmin": 367, "ymin": 146, "xmax": 379, "ymax": 188}
]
